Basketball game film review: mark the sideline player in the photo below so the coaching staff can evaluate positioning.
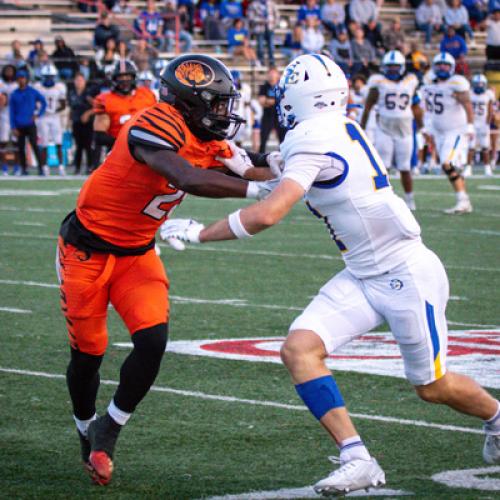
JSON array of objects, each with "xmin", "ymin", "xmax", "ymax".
[
  {"xmin": 34, "ymin": 64, "xmax": 67, "ymax": 175},
  {"xmin": 0, "ymin": 64, "xmax": 19, "ymax": 175},
  {"xmin": 57, "ymin": 54, "xmax": 274, "ymax": 486},
  {"xmin": 91, "ymin": 60, "xmax": 156, "ymax": 169},
  {"xmin": 361, "ymin": 50, "xmax": 421, "ymax": 210},
  {"xmin": 467, "ymin": 73, "xmax": 495, "ymax": 176},
  {"xmin": 162, "ymin": 54, "xmax": 500, "ymax": 495},
  {"xmin": 422, "ymin": 53, "xmax": 474, "ymax": 214}
]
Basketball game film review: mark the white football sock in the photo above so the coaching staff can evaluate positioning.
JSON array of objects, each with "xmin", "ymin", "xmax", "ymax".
[
  {"xmin": 456, "ymin": 191, "xmax": 469, "ymax": 202},
  {"xmin": 339, "ymin": 435, "xmax": 371, "ymax": 463},
  {"xmin": 108, "ymin": 399, "xmax": 131, "ymax": 426},
  {"xmin": 74, "ymin": 413, "xmax": 97, "ymax": 437},
  {"xmin": 484, "ymin": 400, "xmax": 500, "ymax": 435}
]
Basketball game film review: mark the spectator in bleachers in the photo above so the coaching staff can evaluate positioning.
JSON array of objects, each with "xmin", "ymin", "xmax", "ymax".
[
  {"xmin": 95, "ymin": 38, "xmax": 121, "ymax": 75},
  {"xmin": 444, "ymin": 0, "xmax": 474, "ymax": 39},
  {"xmin": 162, "ymin": 0, "xmax": 193, "ymax": 52},
  {"xmin": 297, "ymin": 0, "xmax": 322, "ymax": 25},
  {"xmin": 135, "ymin": 0, "xmax": 164, "ymax": 48},
  {"xmin": 247, "ymin": 0, "xmax": 280, "ymax": 67},
  {"xmin": 68, "ymin": 72, "xmax": 94, "ymax": 175},
  {"xmin": 28, "ymin": 39, "xmax": 46, "ymax": 69},
  {"xmin": 416, "ymin": 0, "xmax": 444, "ymax": 47},
  {"xmin": 282, "ymin": 25, "xmax": 304, "ymax": 61},
  {"xmin": 199, "ymin": 0, "xmax": 226, "ymax": 40},
  {"xmin": 301, "ymin": 17, "xmax": 325, "ymax": 53},
  {"xmin": 382, "ymin": 17, "xmax": 405, "ymax": 52},
  {"xmin": 258, "ymin": 67, "xmax": 285, "ymax": 152},
  {"xmin": 130, "ymin": 38, "xmax": 159, "ymax": 71},
  {"xmin": 178, "ymin": 0, "xmax": 195, "ymax": 33},
  {"xmin": 52, "ymin": 36, "xmax": 78, "ymax": 81},
  {"xmin": 9, "ymin": 69, "xmax": 45, "ymax": 176},
  {"xmin": 5, "ymin": 40, "xmax": 25, "ymax": 67},
  {"xmin": 227, "ymin": 18, "xmax": 259, "ymax": 64},
  {"xmin": 351, "ymin": 26, "xmax": 377, "ymax": 75},
  {"xmin": 463, "ymin": 0, "xmax": 488, "ymax": 26},
  {"xmin": 32, "ymin": 51, "xmax": 50, "ymax": 81},
  {"xmin": 112, "ymin": 0, "xmax": 133, "ymax": 14},
  {"xmin": 349, "ymin": 0, "xmax": 379, "ymax": 29},
  {"xmin": 486, "ymin": 8, "xmax": 500, "ymax": 59},
  {"xmin": 77, "ymin": 56, "xmax": 98, "ymax": 83},
  {"xmin": 406, "ymin": 41, "xmax": 429, "ymax": 79},
  {"xmin": 321, "ymin": 0, "xmax": 346, "ymax": 36},
  {"xmin": 440, "ymin": 25, "xmax": 468, "ymax": 57},
  {"xmin": 94, "ymin": 11, "xmax": 121, "ymax": 49},
  {"xmin": 78, "ymin": 0, "xmax": 97, "ymax": 13},
  {"xmin": 329, "ymin": 27, "xmax": 353, "ymax": 72},
  {"xmin": 220, "ymin": 0, "xmax": 244, "ymax": 28},
  {"xmin": 365, "ymin": 19, "xmax": 385, "ymax": 56}
]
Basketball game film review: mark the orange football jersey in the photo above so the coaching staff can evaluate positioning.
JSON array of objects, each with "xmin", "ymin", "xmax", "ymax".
[
  {"xmin": 76, "ymin": 102, "xmax": 231, "ymax": 249},
  {"xmin": 93, "ymin": 86, "xmax": 157, "ymax": 138}
]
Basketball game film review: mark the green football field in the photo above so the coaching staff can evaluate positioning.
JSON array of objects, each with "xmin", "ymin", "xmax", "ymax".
[{"xmin": 0, "ymin": 175, "xmax": 499, "ymax": 499}]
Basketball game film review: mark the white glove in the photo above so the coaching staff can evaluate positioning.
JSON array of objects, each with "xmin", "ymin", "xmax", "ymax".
[
  {"xmin": 267, "ymin": 151, "xmax": 284, "ymax": 178},
  {"xmin": 160, "ymin": 218, "xmax": 205, "ymax": 245},
  {"xmin": 215, "ymin": 141, "xmax": 253, "ymax": 177},
  {"xmin": 164, "ymin": 237, "xmax": 186, "ymax": 251},
  {"xmin": 246, "ymin": 178, "xmax": 281, "ymax": 200}
]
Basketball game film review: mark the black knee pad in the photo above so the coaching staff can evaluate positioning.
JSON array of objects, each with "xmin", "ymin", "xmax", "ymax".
[
  {"xmin": 442, "ymin": 164, "xmax": 462, "ymax": 182},
  {"xmin": 131, "ymin": 323, "xmax": 168, "ymax": 360},
  {"xmin": 68, "ymin": 348, "xmax": 103, "ymax": 380}
]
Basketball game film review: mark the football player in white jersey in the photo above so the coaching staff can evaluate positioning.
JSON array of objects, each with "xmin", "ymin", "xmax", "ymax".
[
  {"xmin": 0, "ymin": 64, "xmax": 19, "ymax": 175},
  {"xmin": 35, "ymin": 64, "xmax": 67, "ymax": 175},
  {"xmin": 137, "ymin": 70, "xmax": 159, "ymax": 99},
  {"xmin": 361, "ymin": 50, "xmax": 422, "ymax": 210},
  {"xmin": 161, "ymin": 54, "xmax": 500, "ymax": 495},
  {"xmin": 467, "ymin": 73, "xmax": 495, "ymax": 176},
  {"xmin": 422, "ymin": 53, "xmax": 474, "ymax": 214}
]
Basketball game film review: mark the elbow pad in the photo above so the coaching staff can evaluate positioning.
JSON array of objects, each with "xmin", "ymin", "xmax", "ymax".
[{"xmin": 93, "ymin": 130, "xmax": 115, "ymax": 148}]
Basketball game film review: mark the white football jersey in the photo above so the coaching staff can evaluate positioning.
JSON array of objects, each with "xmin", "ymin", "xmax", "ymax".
[
  {"xmin": 0, "ymin": 80, "xmax": 18, "ymax": 117},
  {"xmin": 280, "ymin": 114, "xmax": 422, "ymax": 279},
  {"xmin": 471, "ymin": 89, "xmax": 495, "ymax": 127},
  {"xmin": 368, "ymin": 73, "xmax": 418, "ymax": 120},
  {"xmin": 422, "ymin": 75, "xmax": 470, "ymax": 133},
  {"xmin": 35, "ymin": 82, "xmax": 67, "ymax": 115}
]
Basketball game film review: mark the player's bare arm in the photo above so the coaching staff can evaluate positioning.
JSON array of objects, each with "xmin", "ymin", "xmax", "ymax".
[
  {"xmin": 134, "ymin": 144, "xmax": 250, "ymax": 198},
  {"xmin": 94, "ymin": 113, "xmax": 110, "ymax": 132},
  {"xmin": 455, "ymin": 90, "xmax": 474, "ymax": 124},
  {"xmin": 199, "ymin": 179, "xmax": 305, "ymax": 242},
  {"xmin": 360, "ymin": 87, "xmax": 378, "ymax": 129},
  {"xmin": 412, "ymin": 103, "xmax": 424, "ymax": 129},
  {"xmin": 56, "ymin": 98, "xmax": 66, "ymax": 113}
]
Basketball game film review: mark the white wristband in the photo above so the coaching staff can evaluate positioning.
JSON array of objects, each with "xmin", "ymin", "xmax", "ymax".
[
  {"xmin": 246, "ymin": 181, "xmax": 259, "ymax": 198},
  {"xmin": 228, "ymin": 209, "xmax": 252, "ymax": 239}
]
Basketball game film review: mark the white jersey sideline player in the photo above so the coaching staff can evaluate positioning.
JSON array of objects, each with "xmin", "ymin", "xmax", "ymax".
[
  {"xmin": 0, "ymin": 64, "xmax": 19, "ymax": 175},
  {"xmin": 468, "ymin": 73, "xmax": 495, "ymax": 176},
  {"xmin": 34, "ymin": 64, "xmax": 67, "ymax": 175},
  {"xmin": 361, "ymin": 50, "xmax": 422, "ymax": 210},
  {"xmin": 160, "ymin": 54, "xmax": 500, "ymax": 496},
  {"xmin": 422, "ymin": 53, "xmax": 474, "ymax": 214}
]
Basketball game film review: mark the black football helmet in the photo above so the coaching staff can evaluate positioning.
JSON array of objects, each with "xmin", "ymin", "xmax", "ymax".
[
  {"xmin": 159, "ymin": 54, "xmax": 245, "ymax": 141},
  {"xmin": 112, "ymin": 60, "xmax": 137, "ymax": 95}
]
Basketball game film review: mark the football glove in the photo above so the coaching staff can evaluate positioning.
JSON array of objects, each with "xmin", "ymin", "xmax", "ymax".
[
  {"xmin": 246, "ymin": 178, "xmax": 281, "ymax": 200},
  {"xmin": 267, "ymin": 151, "xmax": 285, "ymax": 178},
  {"xmin": 160, "ymin": 218, "xmax": 205, "ymax": 244},
  {"xmin": 215, "ymin": 141, "xmax": 253, "ymax": 177}
]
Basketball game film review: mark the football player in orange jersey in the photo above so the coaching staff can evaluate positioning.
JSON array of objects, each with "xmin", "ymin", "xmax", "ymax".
[
  {"xmin": 57, "ymin": 54, "xmax": 276, "ymax": 485},
  {"xmin": 91, "ymin": 60, "xmax": 157, "ymax": 170}
]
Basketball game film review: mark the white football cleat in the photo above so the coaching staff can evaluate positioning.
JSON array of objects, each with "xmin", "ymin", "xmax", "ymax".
[
  {"xmin": 58, "ymin": 165, "xmax": 66, "ymax": 176},
  {"xmin": 42, "ymin": 165, "xmax": 50, "ymax": 176},
  {"xmin": 444, "ymin": 199, "xmax": 473, "ymax": 214},
  {"xmin": 313, "ymin": 457, "xmax": 386, "ymax": 496},
  {"xmin": 405, "ymin": 197, "xmax": 416, "ymax": 211},
  {"xmin": 484, "ymin": 165, "xmax": 493, "ymax": 176},
  {"xmin": 463, "ymin": 165, "xmax": 472, "ymax": 177},
  {"xmin": 483, "ymin": 434, "xmax": 500, "ymax": 464}
]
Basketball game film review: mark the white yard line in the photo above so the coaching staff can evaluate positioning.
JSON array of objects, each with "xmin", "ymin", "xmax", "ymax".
[
  {"xmin": 13, "ymin": 221, "xmax": 46, "ymax": 227},
  {"xmin": 0, "ymin": 307, "xmax": 32, "ymax": 314},
  {"xmin": 0, "ymin": 366, "xmax": 484, "ymax": 435},
  {"xmin": 1, "ymin": 279, "xmax": 497, "ymax": 327},
  {"xmin": 0, "ymin": 206, "xmax": 66, "ymax": 213}
]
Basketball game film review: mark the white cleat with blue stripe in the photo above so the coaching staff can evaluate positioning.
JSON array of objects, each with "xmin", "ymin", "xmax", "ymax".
[
  {"xmin": 483, "ymin": 434, "xmax": 500, "ymax": 464},
  {"xmin": 313, "ymin": 457, "xmax": 386, "ymax": 496}
]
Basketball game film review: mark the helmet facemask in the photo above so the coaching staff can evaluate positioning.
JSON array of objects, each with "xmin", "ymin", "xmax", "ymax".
[
  {"xmin": 113, "ymin": 73, "xmax": 136, "ymax": 95},
  {"xmin": 383, "ymin": 64, "xmax": 404, "ymax": 81}
]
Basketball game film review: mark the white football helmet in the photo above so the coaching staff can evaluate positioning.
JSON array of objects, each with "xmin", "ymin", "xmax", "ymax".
[
  {"xmin": 381, "ymin": 50, "xmax": 406, "ymax": 80},
  {"xmin": 40, "ymin": 63, "xmax": 58, "ymax": 78},
  {"xmin": 471, "ymin": 73, "xmax": 488, "ymax": 94},
  {"xmin": 138, "ymin": 70, "xmax": 154, "ymax": 82},
  {"xmin": 276, "ymin": 53, "xmax": 348, "ymax": 129},
  {"xmin": 432, "ymin": 52, "xmax": 455, "ymax": 80}
]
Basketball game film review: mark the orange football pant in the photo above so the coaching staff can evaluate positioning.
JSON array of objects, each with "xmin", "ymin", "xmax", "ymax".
[{"xmin": 57, "ymin": 238, "xmax": 169, "ymax": 356}]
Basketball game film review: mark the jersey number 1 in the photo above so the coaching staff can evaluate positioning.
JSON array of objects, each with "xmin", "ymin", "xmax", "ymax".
[{"xmin": 345, "ymin": 122, "xmax": 389, "ymax": 190}]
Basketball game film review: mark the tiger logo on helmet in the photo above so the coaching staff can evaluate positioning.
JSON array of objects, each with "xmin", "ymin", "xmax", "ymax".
[{"xmin": 174, "ymin": 61, "xmax": 215, "ymax": 87}]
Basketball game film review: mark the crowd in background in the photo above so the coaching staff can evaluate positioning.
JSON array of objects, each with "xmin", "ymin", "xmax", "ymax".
[{"xmin": 0, "ymin": 0, "xmax": 499, "ymax": 174}]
